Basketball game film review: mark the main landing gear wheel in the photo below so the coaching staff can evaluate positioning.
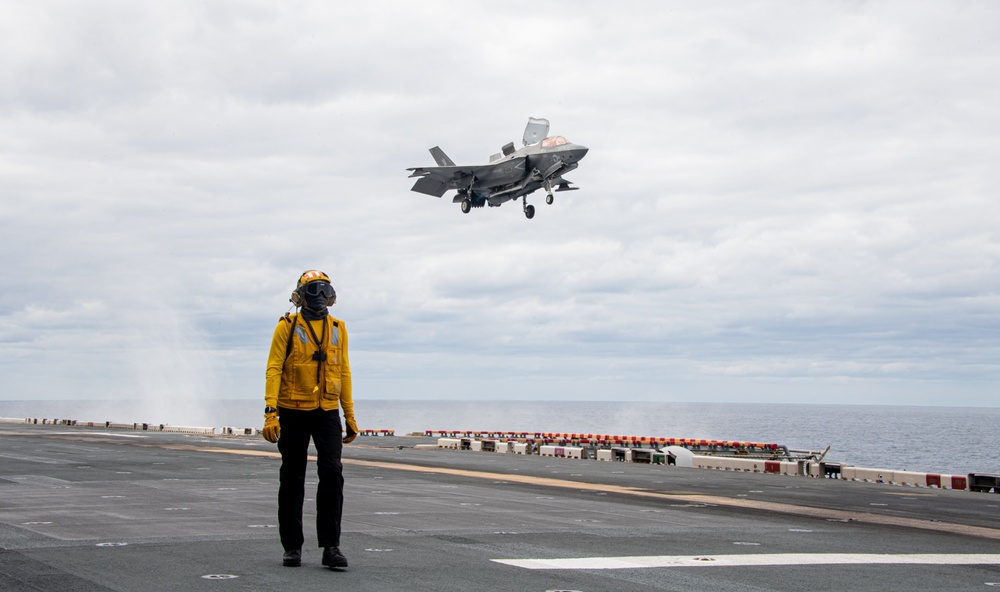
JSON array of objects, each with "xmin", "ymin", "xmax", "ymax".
[
  {"xmin": 460, "ymin": 199, "xmax": 471, "ymax": 214},
  {"xmin": 545, "ymin": 193, "xmax": 554, "ymax": 205},
  {"xmin": 524, "ymin": 204, "xmax": 535, "ymax": 219}
]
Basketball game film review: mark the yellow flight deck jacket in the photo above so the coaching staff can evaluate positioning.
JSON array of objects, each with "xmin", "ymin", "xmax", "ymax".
[{"xmin": 265, "ymin": 313, "xmax": 354, "ymax": 416}]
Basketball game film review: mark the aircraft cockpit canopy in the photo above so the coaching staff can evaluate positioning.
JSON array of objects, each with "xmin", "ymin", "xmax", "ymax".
[{"xmin": 540, "ymin": 136, "xmax": 569, "ymax": 148}]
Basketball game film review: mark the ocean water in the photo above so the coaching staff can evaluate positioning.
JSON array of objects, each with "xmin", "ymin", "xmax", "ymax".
[{"xmin": 1, "ymin": 399, "xmax": 997, "ymax": 477}]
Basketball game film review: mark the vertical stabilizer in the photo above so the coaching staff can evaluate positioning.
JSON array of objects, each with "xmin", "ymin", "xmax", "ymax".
[
  {"xmin": 523, "ymin": 117, "xmax": 550, "ymax": 146},
  {"xmin": 429, "ymin": 146, "xmax": 455, "ymax": 167}
]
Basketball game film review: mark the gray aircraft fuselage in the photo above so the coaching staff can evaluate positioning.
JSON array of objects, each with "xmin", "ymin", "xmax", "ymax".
[{"xmin": 406, "ymin": 118, "xmax": 588, "ymax": 219}]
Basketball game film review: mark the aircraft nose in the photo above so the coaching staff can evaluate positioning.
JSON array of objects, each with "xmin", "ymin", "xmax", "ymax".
[{"xmin": 572, "ymin": 145, "xmax": 589, "ymax": 161}]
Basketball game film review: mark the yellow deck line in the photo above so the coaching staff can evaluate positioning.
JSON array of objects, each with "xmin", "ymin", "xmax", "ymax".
[
  {"xmin": 183, "ymin": 444, "xmax": 1000, "ymax": 541},
  {"xmin": 15, "ymin": 430, "xmax": 1000, "ymax": 542}
]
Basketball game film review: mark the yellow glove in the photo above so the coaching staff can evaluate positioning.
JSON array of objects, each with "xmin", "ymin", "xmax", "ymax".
[
  {"xmin": 262, "ymin": 411, "xmax": 280, "ymax": 443},
  {"xmin": 343, "ymin": 415, "xmax": 359, "ymax": 444}
]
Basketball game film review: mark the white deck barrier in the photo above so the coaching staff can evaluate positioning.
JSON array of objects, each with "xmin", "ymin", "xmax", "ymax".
[
  {"xmin": 107, "ymin": 422, "xmax": 137, "ymax": 430},
  {"xmin": 693, "ymin": 456, "xmax": 725, "ymax": 470},
  {"xmin": 694, "ymin": 457, "xmax": 765, "ymax": 472},
  {"xmin": 538, "ymin": 445, "xmax": 556, "ymax": 457},
  {"xmin": 779, "ymin": 461, "xmax": 800, "ymax": 475},
  {"xmin": 540, "ymin": 445, "xmax": 585, "ymax": 458},
  {"xmin": 437, "ymin": 437, "xmax": 461, "ymax": 449},
  {"xmin": 471, "ymin": 440, "xmax": 500, "ymax": 452},
  {"xmin": 661, "ymin": 446, "xmax": 694, "ymax": 467},
  {"xmin": 845, "ymin": 467, "xmax": 894, "ymax": 483},
  {"xmin": 160, "ymin": 425, "xmax": 215, "ymax": 435},
  {"xmin": 892, "ymin": 470, "xmax": 929, "ymax": 487},
  {"xmin": 513, "ymin": 442, "xmax": 529, "ymax": 454},
  {"xmin": 838, "ymin": 467, "xmax": 968, "ymax": 490}
]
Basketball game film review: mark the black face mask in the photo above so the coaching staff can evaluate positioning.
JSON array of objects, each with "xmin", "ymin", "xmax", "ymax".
[{"xmin": 301, "ymin": 292, "xmax": 330, "ymax": 320}]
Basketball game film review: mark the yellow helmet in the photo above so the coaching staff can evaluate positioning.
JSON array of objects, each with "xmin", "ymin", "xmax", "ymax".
[
  {"xmin": 290, "ymin": 270, "xmax": 336, "ymax": 307},
  {"xmin": 297, "ymin": 269, "xmax": 331, "ymax": 288}
]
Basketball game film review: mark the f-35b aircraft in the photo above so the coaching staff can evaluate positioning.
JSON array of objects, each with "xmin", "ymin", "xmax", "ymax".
[{"xmin": 406, "ymin": 118, "xmax": 588, "ymax": 219}]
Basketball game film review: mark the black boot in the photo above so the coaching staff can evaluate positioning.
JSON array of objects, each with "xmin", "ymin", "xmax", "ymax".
[
  {"xmin": 322, "ymin": 546, "xmax": 348, "ymax": 568},
  {"xmin": 282, "ymin": 548, "xmax": 301, "ymax": 567}
]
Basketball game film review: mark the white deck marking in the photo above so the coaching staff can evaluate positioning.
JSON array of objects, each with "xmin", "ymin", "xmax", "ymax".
[{"xmin": 492, "ymin": 553, "xmax": 1000, "ymax": 570}]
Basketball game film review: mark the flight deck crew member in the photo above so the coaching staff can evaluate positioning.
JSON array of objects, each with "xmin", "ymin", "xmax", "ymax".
[{"xmin": 262, "ymin": 270, "xmax": 359, "ymax": 569}]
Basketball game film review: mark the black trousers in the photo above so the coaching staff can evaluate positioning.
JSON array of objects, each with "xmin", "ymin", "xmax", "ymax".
[{"xmin": 277, "ymin": 407, "xmax": 344, "ymax": 550}]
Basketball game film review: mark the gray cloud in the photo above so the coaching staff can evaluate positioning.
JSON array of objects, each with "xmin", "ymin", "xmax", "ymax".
[{"xmin": 1, "ymin": 1, "xmax": 998, "ymax": 408}]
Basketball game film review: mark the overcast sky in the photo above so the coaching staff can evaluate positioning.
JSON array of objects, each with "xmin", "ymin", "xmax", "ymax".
[{"xmin": 2, "ymin": 1, "xmax": 998, "ymax": 413}]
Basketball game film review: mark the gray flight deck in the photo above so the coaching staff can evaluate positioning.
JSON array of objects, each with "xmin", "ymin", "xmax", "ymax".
[{"xmin": 2, "ymin": 423, "xmax": 999, "ymax": 591}]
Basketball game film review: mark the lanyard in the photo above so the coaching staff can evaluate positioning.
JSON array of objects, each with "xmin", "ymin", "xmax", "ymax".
[{"xmin": 300, "ymin": 317, "xmax": 327, "ymax": 388}]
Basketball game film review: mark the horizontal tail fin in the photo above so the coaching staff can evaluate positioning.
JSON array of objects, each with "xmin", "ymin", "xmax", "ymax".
[{"xmin": 411, "ymin": 176, "xmax": 449, "ymax": 197}]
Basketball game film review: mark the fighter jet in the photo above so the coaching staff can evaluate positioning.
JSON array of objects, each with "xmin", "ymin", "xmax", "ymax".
[{"xmin": 406, "ymin": 118, "xmax": 588, "ymax": 219}]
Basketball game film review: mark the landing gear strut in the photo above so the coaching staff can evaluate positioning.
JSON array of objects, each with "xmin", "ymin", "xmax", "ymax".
[{"xmin": 522, "ymin": 196, "xmax": 535, "ymax": 220}]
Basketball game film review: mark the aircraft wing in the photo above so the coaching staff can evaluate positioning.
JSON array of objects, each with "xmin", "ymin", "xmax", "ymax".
[{"xmin": 406, "ymin": 165, "xmax": 491, "ymax": 198}]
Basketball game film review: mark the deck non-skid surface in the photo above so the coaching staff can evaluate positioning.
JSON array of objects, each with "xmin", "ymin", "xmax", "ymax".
[{"xmin": 1, "ymin": 424, "xmax": 999, "ymax": 591}]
